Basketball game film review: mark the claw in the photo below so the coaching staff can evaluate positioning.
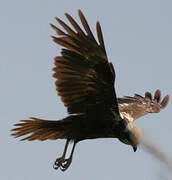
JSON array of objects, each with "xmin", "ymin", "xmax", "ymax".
[
  {"xmin": 53, "ymin": 163, "xmax": 59, "ymax": 170},
  {"xmin": 53, "ymin": 157, "xmax": 65, "ymax": 170},
  {"xmin": 60, "ymin": 158, "xmax": 72, "ymax": 171},
  {"xmin": 53, "ymin": 156, "xmax": 72, "ymax": 171}
]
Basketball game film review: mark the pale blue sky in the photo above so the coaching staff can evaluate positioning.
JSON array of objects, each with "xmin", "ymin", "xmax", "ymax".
[{"xmin": 1, "ymin": 0, "xmax": 172, "ymax": 179}]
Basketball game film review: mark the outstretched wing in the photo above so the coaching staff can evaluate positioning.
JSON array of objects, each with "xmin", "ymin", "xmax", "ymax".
[
  {"xmin": 51, "ymin": 10, "xmax": 119, "ymax": 115},
  {"xmin": 118, "ymin": 89, "xmax": 169, "ymax": 122}
]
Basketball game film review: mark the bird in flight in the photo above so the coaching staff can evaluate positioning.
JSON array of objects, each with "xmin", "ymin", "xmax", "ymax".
[{"xmin": 11, "ymin": 10, "xmax": 169, "ymax": 171}]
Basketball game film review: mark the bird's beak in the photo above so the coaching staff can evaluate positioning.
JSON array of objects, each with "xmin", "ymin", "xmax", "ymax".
[{"xmin": 132, "ymin": 146, "xmax": 137, "ymax": 152}]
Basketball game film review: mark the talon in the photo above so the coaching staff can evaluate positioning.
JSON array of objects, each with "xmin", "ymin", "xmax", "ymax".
[
  {"xmin": 60, "ymin": 158, "xmax": 72, "ymax": 171},
  {"xmin": 53, "ymin": 163, "xmax": 59, "ymax": 170},
  {"xmin": 53, "ymin": 157, "xmax": 65, "ymax": 170}
]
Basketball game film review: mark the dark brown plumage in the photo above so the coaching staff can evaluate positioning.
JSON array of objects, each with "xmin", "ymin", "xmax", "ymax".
[{"xmin": 11, "ymin": 10, "xmax": 169, "ymax": 171}]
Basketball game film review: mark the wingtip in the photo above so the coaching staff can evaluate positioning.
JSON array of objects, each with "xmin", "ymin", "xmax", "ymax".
[
  {"xmin": 78, "ymin": 9, "xmax": 82, "ymax": 15},
  {"xmin": 64, "ymin": 12, "xmax": 70, "ymax": 18},
  {"xmin": 154, "ymin": 89, "xmax": 161, "ymax": 102},
  {"xmin": 55, "ymin": 16, "xmax": 60, "ymax": 23},
  {"xmin": 161, "ymin": 94, "xmax": 170, "ymax": 109},
  {"xmin": 78, "ymin": 9, "xmax": 84, "ymax": 22},
  {"xmin": 96, "ymin": 21, "xmax": 100, "ymax": 26},
  {"xmin": 51, "ymin": 35, "xmax": 55, "ymax": 40},
  {"xmin": 145, "ymin": 92, "xmax": 152, "ymax": 100},
  {"xmin": 96, "ymin": 21, "xmax": 101, "ymax": 32},
  {"xmin": 50, "ymin": 23, "xmax": 61, "ymax": 34}
]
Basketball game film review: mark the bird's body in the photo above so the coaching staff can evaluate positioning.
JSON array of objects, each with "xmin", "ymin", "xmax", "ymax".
[{"xmin": 11, "ymin": 10, "xmax": 169, "ymax": 171}]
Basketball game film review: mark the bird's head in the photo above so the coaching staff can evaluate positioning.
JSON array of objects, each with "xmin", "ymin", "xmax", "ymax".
[{"xmin": 119, "ymin": 123, "xmax": 142, "ymax": 152}]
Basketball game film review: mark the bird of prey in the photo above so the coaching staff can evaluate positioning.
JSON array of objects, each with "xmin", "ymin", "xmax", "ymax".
[{"xmin": 11, "ymin": 10, "xmax": 169, "ymax": 171}]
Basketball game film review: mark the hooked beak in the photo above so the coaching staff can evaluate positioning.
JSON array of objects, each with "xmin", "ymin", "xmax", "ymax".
[{"xmin": 132, "ymin": 146, "xmax": 137, "ymax": 152}]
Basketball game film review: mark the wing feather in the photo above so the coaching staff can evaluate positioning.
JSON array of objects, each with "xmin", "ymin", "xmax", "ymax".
[
  {"xmin": 78, "ymin": 10, "xmax": 96, "ymax": 41},
  {"xmin": 96, "ymin": 22, "xmax": 107, "ymax": 54},
  {"xmin": 118, "ymin": 89, "xmax": 169, "ymax": 122},
  {"xmin": 51, "ymin": 10, "xmax": 119, "ymax": 116}
]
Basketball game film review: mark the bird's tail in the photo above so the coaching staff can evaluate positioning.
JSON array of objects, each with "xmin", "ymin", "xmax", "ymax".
[{"xmin": 11, "ymin": 116, "xmax": 78, "ymax": 141}]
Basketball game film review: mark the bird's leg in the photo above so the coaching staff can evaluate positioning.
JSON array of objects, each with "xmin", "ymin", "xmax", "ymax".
[
  {"xmin": 60, "ymin": 140, "xmax": 76, "ymax": 171},
  {"xmin": 53, "ymin": 139, "xmax": 77, "ymax": 171},
  {"xmin": 53, "ymin": 139, "xmax": 70, "ymax": 170}
]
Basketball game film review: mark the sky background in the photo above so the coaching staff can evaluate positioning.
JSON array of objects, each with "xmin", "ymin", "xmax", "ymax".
[{"xmin": 1, "ymin": 0, "xmax": 172, "ymax": 179}]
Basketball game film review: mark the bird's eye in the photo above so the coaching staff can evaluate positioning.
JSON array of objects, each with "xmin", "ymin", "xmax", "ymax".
[
  {"xmin": 119, "ymin": 137, "xmax": 130, "ymax": 145},
  {"xmin": 122, "ymin": 138, "xmax": 130, "ymax": 145},
  {"xmin": 118, "ymin": 131, "xmax": 131, "ymax": 145}
]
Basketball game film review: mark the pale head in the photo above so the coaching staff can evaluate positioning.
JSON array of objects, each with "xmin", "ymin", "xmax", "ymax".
[
  {"xmin": 126, "ymin": 123, "xmax": 142, "ymax": 151},
  {"xmin": 119, "ymin": 123, "xmax": 142, "ymax": 152}
]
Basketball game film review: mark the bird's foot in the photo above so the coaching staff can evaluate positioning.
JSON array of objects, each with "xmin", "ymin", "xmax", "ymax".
[
  {"xmin": 53, "ymin": 156, "xmax": 64, "ymax": 170},
  {"xmin": 53, "ymin": 156, "xmax": 72, "ymax": 171},
  {"xmin": 60, "ymin": 158, "xmax": 72, "ymax": 171}
]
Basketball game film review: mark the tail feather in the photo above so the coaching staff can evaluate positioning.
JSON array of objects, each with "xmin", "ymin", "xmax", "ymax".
[{"xmin": 11, "ymin": 117, "xmax": 72, "ymax": 141}]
